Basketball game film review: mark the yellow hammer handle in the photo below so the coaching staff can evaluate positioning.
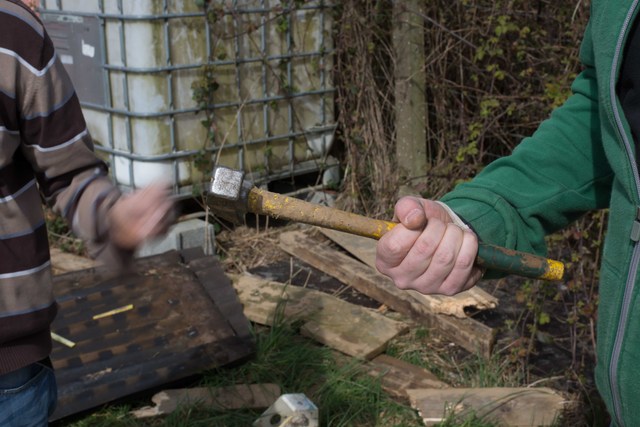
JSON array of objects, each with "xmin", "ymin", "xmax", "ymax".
[{"xmin": 248, "ymin": 187, "xmax": 396, "ymax": 238}]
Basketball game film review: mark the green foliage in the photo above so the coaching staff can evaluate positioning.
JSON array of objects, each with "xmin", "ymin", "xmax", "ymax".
[
  {"xmin": 456, "ymin": 140, "xmax": 479, "ymax": 163},
  {"xmin": 276, "ymin": 15, "xmax": 289, "ymax": 34},
  {"xmin": 545, "ymin": 79, "xmax": 577, "ymax": 109}
]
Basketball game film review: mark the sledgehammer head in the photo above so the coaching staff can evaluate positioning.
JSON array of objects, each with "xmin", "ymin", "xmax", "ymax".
[{"xmin": 206, "ymin": 166, "xmax": 253, "ymax": 224}]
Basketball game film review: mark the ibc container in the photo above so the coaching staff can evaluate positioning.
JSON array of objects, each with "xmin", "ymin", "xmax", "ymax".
[{"xmin": 39, "ymin": 0, "xmax": 335, "ymax": 195}]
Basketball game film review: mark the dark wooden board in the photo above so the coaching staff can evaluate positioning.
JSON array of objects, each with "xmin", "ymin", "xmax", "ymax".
[
  {"xmin": 187, "ymin": 253, "xmax": 253, "ymax": 343},
  {"xmin": 49, "ymin": 250, "xmax": 254, "ymax": 421}
]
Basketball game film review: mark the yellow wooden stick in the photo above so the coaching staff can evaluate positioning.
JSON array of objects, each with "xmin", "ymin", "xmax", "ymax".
[
  {"xmin": 93, "ymin": 304, "xmax": 134, "ymax": 320},
  {"xmin": 51, "ymin": 331, "xmax": 76, "ymax": 348}
]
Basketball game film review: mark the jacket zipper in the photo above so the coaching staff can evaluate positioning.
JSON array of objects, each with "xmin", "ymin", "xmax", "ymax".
[{"xmin": 609, "ymin": 1, "xmax": 640, "ymax": 425}]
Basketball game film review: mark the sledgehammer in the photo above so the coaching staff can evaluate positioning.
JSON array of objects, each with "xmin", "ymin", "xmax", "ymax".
[{"xmin": 206, "ymin": 166, "xmax": 564, "ymax": 281}]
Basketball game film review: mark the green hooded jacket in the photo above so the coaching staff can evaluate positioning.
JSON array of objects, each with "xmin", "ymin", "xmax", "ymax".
[{"xmin": 441, "ymin": 2, "xmax": 640, "ymax": 425}]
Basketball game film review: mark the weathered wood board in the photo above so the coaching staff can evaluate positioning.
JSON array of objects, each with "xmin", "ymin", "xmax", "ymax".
[
  {"xmin": 188, "ymin": 254, "xmax": 253, "ymax": 343},
  {"xmin": 50, "ymin": 247, "xmax": 98, "ymax": 275},
  {"xmin": 49, "ymin": 250, "xmax": 254, "ymax": 421},
  {"xmin": 366, "ymin": 354, "xmax": 448, "ymax": 399},
  {"xmin": 131, "ymin": 383, "xmax": 282, "ymax": 418},
  {"xmin": 319, "ymin": 228, "xmax": 498, "ymax": 318},
  {"xmin": 278, "ymin": 230, "xmax": 496, "ymax": 357},
  {"xmin": 407, "ymin": 387, "xmax": 567, "ymax": 426},
  {"xmin": 231, "ymin": 273, "xmax": 409, "ymax": 360}
]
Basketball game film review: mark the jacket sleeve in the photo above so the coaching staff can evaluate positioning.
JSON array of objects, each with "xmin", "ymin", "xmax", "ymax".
[
  {"xmin": 441, "ymin": 20, "xmax": 614, "ymax": 258},
  {"xmin": 16, "ymin": 17, "xmax": 132, "ymax": 266}
]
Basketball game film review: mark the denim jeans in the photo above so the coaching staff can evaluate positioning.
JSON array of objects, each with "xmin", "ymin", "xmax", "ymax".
[{"xmin": 0, "ymin": 361, "xmax": 57, "ymax": 427}]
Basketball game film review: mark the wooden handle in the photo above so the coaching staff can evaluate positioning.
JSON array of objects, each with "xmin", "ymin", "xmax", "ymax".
[
  {"xmin": 247, "ymin": 187, "xmax": 564, "ymax": 281},
  {"xmin": 248, "ymin": 187, "xmax": 397, "ymax": 238}
]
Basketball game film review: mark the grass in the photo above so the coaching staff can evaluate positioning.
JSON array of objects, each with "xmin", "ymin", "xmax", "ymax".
[{"xmin": 385, "ymin": 326, "xmax": 523, "ymax": 389}]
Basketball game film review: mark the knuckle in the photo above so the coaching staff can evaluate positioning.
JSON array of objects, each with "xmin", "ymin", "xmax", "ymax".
[
  {"xmin": 412, "ymin": 236, "xmax": 438, "ymax": 258},
  {"xmin": 433, "ymin": 248, "xmax": 456, "ymax": 268},
  {"xmin": 378, "ymin": 238, "xmax": 405, "ymax": 259},
  {"xmin": 455, "ymin": 252, "xmax": 475, "ymax": 270}
]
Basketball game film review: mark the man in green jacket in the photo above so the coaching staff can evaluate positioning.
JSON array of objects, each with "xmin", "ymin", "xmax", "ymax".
[{"xmin": 376, "ymin": 2, "xmax": 640, "ymax": 425}]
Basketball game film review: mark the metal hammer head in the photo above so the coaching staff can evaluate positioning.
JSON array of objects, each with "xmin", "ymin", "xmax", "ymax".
[{"xmin": 206, "ymin": 166, "xmax": 254, "ymax": 224}]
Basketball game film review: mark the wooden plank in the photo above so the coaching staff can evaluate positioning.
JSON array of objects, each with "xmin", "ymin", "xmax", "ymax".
[
  {"xmin": 231, "ymin": 273, "xmax": 409, "ymax": 360},
  {"xmin": 188, "ymin": 255, "xmax": 253, "ymax": 342},
  {"xmin": 278, "ymin": 231, "xmax": 495, "ymax": 357},
  {"xmin": 406, "ymin": 387, "xmax": 566, "ymax": 426},
  {"xmin": 319, "ymin": 228, "xmax": 498, "ymax": 318},
  {"xmin": 131, "ymin": 383, "xmax": 281, "ymax": 418},
  {"xmin": 50, "ymin": 247, "xmax": 97, "ymax": 275},
  {"xmin": 366, "ymin": 354, "xmax": 448, "ymax": 399}
]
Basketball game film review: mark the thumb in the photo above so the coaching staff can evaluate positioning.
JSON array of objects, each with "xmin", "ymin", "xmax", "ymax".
[{"xmin": 394, "ymin": 197, "xmax": 428, "ymax": 230}]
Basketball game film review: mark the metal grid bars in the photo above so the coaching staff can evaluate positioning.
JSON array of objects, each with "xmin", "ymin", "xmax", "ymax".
[{"xmin": 39, "ymin": 0, "xmax": 335, "ymax": 194}]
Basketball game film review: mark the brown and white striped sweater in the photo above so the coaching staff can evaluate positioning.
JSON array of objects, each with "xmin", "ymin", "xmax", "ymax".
[{"xmin": 0, "ymin": 0, "xmax": 126, "ymax": 374}]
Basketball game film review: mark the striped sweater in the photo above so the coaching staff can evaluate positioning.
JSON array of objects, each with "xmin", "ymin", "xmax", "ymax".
[{"xmin": 0, "ymin": 0, "xmax": 125, "ymax": 374}]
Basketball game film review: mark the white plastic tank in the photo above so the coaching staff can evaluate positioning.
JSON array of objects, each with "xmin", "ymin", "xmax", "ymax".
[{"xmin": 39, "ymin": 0, "xmax": 335, "ymax": 193}]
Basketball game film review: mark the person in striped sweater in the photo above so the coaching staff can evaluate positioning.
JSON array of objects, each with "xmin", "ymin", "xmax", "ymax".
[{"xmin": 0, "ymin": 1, "xmax": 176, "ymax": 424}]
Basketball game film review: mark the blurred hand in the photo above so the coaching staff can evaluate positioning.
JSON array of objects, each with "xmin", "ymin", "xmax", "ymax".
[
  {"xmin": 22, "ymin": 0, "xmax": 38, "ymax": 11},
  {"xmin": 375, "ymin": 197, "xmax": 483, "ymax": 295},
  {"xmin": 107, "ymin": 182, "xmax": 176, "ymax": 250}
]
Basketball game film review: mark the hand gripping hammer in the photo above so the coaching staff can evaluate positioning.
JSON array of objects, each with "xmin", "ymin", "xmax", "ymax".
[{"xmin": 206, "ymin": 166, "xmax": 564, "ymax": 281}]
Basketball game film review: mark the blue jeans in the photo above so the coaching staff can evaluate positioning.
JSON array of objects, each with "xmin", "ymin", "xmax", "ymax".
[{"xmin": 0, "ymin": 361, "xmax": 57, "ymax": 427}]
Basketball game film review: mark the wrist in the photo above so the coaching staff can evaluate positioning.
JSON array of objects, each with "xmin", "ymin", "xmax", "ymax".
[{"xmin": 434, "ymin": 201, "xmax": 472, "ymax": 230}]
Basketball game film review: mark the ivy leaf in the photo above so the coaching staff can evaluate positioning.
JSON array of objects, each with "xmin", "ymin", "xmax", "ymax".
[{"xmin": 538, "ymin": 312, "xmax": 551, "ymax": 325}]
